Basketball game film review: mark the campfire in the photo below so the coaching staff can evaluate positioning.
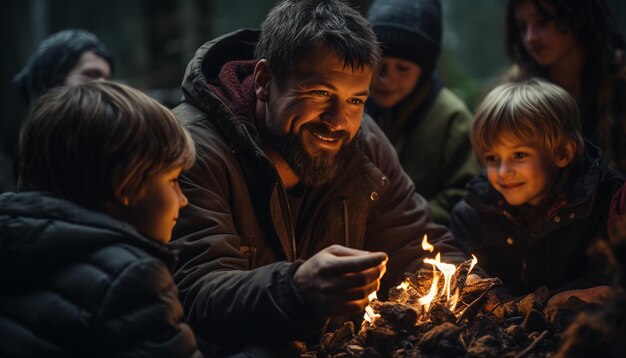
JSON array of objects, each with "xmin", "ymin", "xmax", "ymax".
[{"xmin": 308, "ymin": 235, "xmax": 603, "ymax": 357}]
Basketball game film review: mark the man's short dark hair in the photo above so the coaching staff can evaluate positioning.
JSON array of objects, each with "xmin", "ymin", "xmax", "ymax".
[{"xmin": 255, "ymin": 0, "xmax": 381, "ymax": 83}]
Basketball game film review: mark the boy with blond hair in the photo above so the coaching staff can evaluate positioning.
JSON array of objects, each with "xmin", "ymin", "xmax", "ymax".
[{"xmin": 451, "ymin": 78, "xmax": 623, "ymax": 304}]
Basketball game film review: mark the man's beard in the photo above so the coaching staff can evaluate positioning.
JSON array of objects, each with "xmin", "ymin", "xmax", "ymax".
[{"xmin": 264, "ymin": 121, "xmax": 354, "ymax": 188}]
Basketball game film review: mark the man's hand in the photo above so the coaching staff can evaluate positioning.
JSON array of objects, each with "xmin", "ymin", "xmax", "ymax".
[
  {"xmin": 547, "ymin": 285, "xmax": 612, "ymax": 308},
  {"xmin": 293, "ymin": 245, "xmax": 388, "ymax": 317}
]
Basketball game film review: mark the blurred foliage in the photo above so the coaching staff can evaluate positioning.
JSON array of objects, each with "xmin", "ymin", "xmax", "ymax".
[{"xmin": 2, "ymin": 0, "xmax": 626, "ymax": 157}]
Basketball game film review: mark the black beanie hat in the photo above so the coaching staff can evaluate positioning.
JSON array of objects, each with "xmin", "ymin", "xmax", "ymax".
[
  {"xmin": 13, "ymin": 29, "xmax": 114, "ymax": 104},
  {"xmin": 367, "ymin": 0, "xmax": 442, "ymax": 76}
]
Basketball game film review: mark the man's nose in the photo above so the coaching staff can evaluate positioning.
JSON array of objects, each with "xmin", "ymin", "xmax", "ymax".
[{"xmin": 321, "ymin": 100, "xmax": 348, "ymax": 131}]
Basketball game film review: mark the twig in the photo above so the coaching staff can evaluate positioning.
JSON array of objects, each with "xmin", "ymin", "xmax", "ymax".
[
  {"xmin": 515, "ymin": 329, "xmax": 549, "ymax": 358},
  {"xmin": 456, "ymin": 283, "xmax": 497, "ymax": 325}
]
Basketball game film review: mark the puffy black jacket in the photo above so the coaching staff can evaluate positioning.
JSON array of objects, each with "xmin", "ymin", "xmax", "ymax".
[
  {"xmin": 0, "ymin": 192, "xmax": 202, "ymax": 358},
  {"xmin": 451, "ymin": 143, "xmax": 624, "ymax": 295}
]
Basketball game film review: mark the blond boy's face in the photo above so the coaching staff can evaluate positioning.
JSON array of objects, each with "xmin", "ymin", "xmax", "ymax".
[{"xmin": 483, "ymin": 136, "xmax": 569, "ymax": 206}]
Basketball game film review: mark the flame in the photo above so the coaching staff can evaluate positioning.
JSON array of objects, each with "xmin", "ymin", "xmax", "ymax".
[
  {"xmin": 421, "ymin": 234, "xmax": 434, "ymax": 252},
  {"xmin": 397, "ymin": 281, "xmax": 409, "ymax": 290},
  {"xmin": 363, "ymin": 291, "xmax": 380, "ymax": 323},
  {"xmin": 418, "ymin": 272, "xmax": 440, "ymax": 312},
  {"xmin": 449, "ymin": 288, "xmax": 460, "ymax": 311},
  {"xmin": 365, "ymin": 234, "xmax": 480, "ymax": 323},
  {"xmin": 424, "ymin": 253, "xmax": 456, "ymax": 301},
  {"xmin": 468, "ymin": 254, "xmax": 478, "ymax": 275},
  {"xmin": 417, "ymin": 236, "xmax": 476, "ymax": 314}
]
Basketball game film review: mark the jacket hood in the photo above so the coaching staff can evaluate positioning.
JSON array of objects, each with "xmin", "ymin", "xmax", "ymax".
[
  {"xmin": 180, "ymin": 29, "xmax": 262, "ymax": 149},
  {"xmin": 0, "ymin": 192, "xmax": 175, "ymax": 286},
  {"xmin": 465, "ymin": 140, "xmax": 612, "ymax": 215}
]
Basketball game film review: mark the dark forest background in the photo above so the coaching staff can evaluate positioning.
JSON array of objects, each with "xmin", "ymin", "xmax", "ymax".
[{"xmin": 2, "ymin": 0, "xmax": 626, "ymax": 162}]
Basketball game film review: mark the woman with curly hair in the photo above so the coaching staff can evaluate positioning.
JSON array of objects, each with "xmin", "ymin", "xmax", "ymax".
[{"xmin": 503, "ymin": 0, "xmax": 626, "ymax": 173}]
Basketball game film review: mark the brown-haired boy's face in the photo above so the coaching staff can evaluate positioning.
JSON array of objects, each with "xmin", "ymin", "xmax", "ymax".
[
  {"xmin": 122, "ymin": 166, "xmax": 188, "ymax": 243},
  {"xmin": 483, "ymin": 137, "xmax": 564, "ymax": 206}
]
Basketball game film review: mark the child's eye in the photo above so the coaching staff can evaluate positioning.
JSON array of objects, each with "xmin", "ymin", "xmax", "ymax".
[
  {"xmin": 348, "ymin": 97, "xmax": 365, "ymax": 105},
  {"xmin": 396, "ymin": 64, "xmax": 412, "ymax": 72},
  {"xmin": 484, "ymin": 155, "xmax": 498, "ymax": 163},
  {"xmin": 514, "ymin": 152, "xmax": 528, "ymax": 159}
]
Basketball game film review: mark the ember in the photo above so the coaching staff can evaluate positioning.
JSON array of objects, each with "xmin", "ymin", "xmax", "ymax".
[{"xmin": 308, "ymin": 236, "xmax": 602, "ymax": 357}]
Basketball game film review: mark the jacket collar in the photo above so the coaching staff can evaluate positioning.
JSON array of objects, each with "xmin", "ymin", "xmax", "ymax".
[{"xmin": 182, "ymin": 29, "xmax": 263, "ymax": 151}]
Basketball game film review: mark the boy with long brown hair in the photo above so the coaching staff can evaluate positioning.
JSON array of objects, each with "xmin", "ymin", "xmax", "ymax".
[{"xmin": 0, "ymin": 81, "xmax": 202, "ymax": 357}]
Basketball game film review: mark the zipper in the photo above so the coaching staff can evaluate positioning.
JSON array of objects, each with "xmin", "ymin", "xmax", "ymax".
[
  {"xmin": 342, "ymin": 199, "xmax": 349, "ymax": 247},
  {"xmin": 276, "ymin": 181, "xmax": 297, "ymax": 260}
]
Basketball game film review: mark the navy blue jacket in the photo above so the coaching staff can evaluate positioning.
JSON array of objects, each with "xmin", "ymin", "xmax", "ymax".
[{"xmin": 451, "ymin": 143, "xmax": 624, "ymax": 295}]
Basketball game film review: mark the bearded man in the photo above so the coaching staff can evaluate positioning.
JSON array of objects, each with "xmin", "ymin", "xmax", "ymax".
[{"xmin": 170, "ymin": 0, "xmax": 466, "ymax": 355}]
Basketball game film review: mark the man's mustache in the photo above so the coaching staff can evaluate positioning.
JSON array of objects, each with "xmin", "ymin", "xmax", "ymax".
[{"xmin": 302, "ymin": 122, "xmax": 350, "ymax": 142}]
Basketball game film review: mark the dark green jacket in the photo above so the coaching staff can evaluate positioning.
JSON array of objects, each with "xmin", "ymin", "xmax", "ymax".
[{"xmin": 367, "ymin": 77, "xmax": 479, "ymax": 225}]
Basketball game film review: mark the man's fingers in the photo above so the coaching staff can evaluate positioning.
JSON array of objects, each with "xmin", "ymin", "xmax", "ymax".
[
  {"xmin": 321, "ymin": 251, "xmax": 388, "ymax": 275},
  {"xmin": 326, "ymin": 298, "xmax": 371, "ymax": 316},
  {"xmin": 324, "ymin": 245, "xmax": 375, "ymax": 257},
  {"xmin": 322, "ymin": 282, "xmax": 380, "ymax": 306},
  {"xmin": 318, "ymin": 265, "xmax": 384, "ymax": 292}
]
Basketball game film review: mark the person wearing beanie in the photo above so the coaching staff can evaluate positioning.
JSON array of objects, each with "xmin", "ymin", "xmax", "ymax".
[{"xmin": 366, "ymin": 0, "xmax": 479, "ymax": 225}]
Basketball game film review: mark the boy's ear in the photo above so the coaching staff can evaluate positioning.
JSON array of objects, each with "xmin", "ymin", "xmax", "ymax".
[
  {"xmin": 254, "ymin": 59, "xmax": 271, "ymax": 102},
  {"xmin": 555, "ymin": 139, "xmax": 576, "ymax": 168}
]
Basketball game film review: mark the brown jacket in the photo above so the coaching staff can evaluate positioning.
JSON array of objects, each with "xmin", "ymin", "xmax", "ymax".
[{"xmin": 170, "ymin": 29, "xmax": 465, "ymax": 350}]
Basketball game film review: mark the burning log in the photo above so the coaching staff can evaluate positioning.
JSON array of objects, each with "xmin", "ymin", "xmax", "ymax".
[
  {"xmin": 418, "ymin": 322, "xmax": 464, "ymax": 356},
  {"xmin": 309, "ymin": 236, "xmax": 607, "ymax": 357},
  {"xmin": 318, "ymin": 321, "xmax": 355, "ymax": 357}
]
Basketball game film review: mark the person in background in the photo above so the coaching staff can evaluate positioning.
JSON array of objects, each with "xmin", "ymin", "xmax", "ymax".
[
  {"xmin": 13, "ymin": 29, "xmax": 113, "ymax": 104},
  {"xmin": 503, "ymin": 0, "xmax": 626, "ymax": 174},
  {"xmin": 365, "ymin": 0, "xmax": 479, "ymax": 225},
  {"xmin": 451, "ymin": 78, "xmax": 623, "ymax": 306},
  {"xmin": 0, "ymin": 81, "xmax": 202, "ymax": 358},
  {"xmin": 1, "ymin": 29, "xmax": 114, "ymax": 195},
  {"xmin": 169, "ymin": 0, "xmax": 468, "ymax": 355}
]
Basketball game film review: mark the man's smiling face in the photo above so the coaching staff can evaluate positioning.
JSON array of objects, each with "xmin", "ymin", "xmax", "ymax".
[{"xmin": 259, "ymin": 47, "xmax": 373, "ymax": 187}]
